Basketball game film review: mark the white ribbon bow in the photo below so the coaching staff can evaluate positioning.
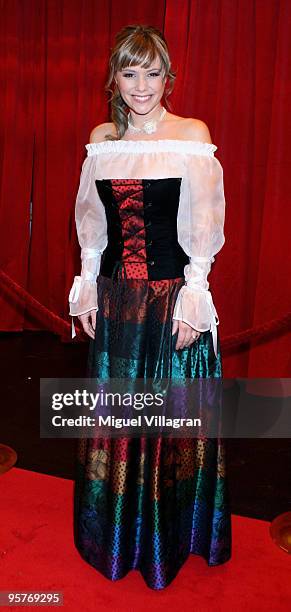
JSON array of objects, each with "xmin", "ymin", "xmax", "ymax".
[{"xmin": 68, "ymin": 276, "xmax": 82, "ymax": 304}]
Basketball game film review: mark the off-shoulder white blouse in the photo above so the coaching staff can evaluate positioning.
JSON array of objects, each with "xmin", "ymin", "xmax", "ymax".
[{"xmin": 68, "ymin": 139, "xmax": 226, "ymax": 357}]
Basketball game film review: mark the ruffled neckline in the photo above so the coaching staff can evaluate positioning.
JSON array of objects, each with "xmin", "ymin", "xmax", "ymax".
[{"xmin": 85, "ymin": 139, "xmax": 217, "ymax": 157}]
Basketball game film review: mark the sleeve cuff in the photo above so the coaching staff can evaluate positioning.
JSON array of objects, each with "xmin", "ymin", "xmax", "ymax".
[
  {"xmin": 69, "ymin": 275, "xmax": 98, "ymax": 339},
  {"xmin": 172, "ymin": 285, "xmax": 220, "ymax": 358},
  {"xmin": 69, "ymin": 275, "xmax": 98, "ymax": 313}
]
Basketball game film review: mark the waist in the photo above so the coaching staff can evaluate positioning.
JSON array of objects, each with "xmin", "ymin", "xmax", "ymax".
[{"xmin": 100, "ymin": 246, "xmax": 189, "ymax": 281}]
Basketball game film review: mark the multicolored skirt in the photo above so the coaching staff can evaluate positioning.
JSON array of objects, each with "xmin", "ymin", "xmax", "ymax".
[{"xmin": 73, "ymin": 275, "xmax": 232, "ymax": 590}]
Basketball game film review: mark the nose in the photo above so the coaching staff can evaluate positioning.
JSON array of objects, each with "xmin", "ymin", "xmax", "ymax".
[{"xmin": 134, "ymin": 75, "xmax": 148, "ymax": 92}]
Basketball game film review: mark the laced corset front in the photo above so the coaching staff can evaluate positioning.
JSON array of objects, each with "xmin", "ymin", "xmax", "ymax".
[{"xmin": 96, "ymin": 177, "xmax": 189, "ymax": 282}]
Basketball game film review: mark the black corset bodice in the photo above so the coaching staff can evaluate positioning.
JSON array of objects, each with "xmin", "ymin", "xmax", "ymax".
[{"xmin": 95, "ymin": 177, "xmax": 189, "ymax": 281}]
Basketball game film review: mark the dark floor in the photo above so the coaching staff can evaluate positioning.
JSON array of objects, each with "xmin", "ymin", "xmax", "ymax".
[{"xmin": 1, "ymin": 331, "xmax": 290, "ymax": 522}]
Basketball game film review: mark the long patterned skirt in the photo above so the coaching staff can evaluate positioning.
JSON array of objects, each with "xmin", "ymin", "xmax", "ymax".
[{"xmin": 73, "ymin": 275, "xmax": 232, "ymax": 590}]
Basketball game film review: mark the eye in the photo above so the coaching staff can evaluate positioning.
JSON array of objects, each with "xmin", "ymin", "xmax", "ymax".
[{"xmin": 122, "ymin": 72, "xmax": 161, "ymax": 78}]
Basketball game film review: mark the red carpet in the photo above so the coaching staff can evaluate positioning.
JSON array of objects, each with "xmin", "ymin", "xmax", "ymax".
[{"xmin": 0, "ymin": 468, "xmax": 290, "ymax": 611}]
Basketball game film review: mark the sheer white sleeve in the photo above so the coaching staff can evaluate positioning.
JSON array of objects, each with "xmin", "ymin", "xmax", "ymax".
[
  {"xmin": 173, "ymin": 149, "xmax": 226, "ymax": 358},
  {"xmin": 68, "ymin": 154, "xmax": 107, "ymax": 338}
]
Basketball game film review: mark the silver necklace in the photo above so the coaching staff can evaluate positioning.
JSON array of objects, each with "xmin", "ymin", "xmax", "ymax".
[{"xmin": 127, "ymin": 106, "xmax": 167, "ymax": 135}]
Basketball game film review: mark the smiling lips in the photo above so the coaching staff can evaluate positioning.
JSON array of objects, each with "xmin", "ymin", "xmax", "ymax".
[{"xmin": 132, "ymin": 95, "xmax": 152, "ymax": 102}]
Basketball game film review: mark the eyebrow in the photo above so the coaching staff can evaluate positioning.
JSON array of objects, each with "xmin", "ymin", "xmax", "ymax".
[{"xmin": 121, "ymin": 67, "xmax": 161, "ymax": 72}]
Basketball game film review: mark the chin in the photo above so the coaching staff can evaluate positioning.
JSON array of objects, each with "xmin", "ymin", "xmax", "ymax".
[{"xmin": 127, "ymin": 99, "xmax": 160, "ymax": 114}]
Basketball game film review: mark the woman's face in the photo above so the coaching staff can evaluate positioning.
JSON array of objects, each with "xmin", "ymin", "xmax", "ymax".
[{"xmin": 115, "ymin": 56, "xmax": 166, "ymax": 116}]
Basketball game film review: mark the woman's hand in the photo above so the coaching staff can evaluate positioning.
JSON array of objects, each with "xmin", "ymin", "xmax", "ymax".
[
  {"xmin": 172, "ymin": 319, "xmax": 201, "ymax": 350},
  {"xmin": 77, "ymin": 310, "xmax": 97, "ymax": 339}
]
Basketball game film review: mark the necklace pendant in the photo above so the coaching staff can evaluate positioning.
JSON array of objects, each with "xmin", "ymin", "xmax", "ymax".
[
  {"xmin": 143, "ymin": 120, "xmax": 157, "ymax": 134},
  {"xmin": 127, "ymin": 106, "xmax": 166, "ymax": 135}
]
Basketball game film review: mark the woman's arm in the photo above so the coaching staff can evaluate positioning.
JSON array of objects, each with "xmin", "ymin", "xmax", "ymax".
[
  {"xmin": 68, "ymin": 128, "xmax": 108, "ymax": 338},
  {"xmin": 173, "ymin": 120, "xmax": 226, "ymax": 356}
]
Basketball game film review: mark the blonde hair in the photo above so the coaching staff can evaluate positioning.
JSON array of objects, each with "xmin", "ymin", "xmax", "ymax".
[{"xmin": 104, "ymin": 24, "xmax": 176, "ymax": 140}]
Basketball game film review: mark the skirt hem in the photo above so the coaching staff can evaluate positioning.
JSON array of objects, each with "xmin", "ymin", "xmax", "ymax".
[{"xmin": 75, "ymin": 543, "xmax": 232, "ymax": 591}]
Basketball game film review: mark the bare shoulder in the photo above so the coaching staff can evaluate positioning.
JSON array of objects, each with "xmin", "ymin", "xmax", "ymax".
[
  {"xmin": 182, "ymin": 118, "xmax": 212, "ymax": 143},
  {"xmin": 89, "ymin": 122, "xmax": 117, "ymax": 143}
]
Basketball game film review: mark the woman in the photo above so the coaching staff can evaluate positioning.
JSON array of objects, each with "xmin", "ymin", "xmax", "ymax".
[{"xmin": 69, "ymin": 24, "xmax": 231, "ymax": 590}]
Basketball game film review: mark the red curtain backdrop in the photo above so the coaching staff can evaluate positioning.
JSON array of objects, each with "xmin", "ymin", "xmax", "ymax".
[{"xmin": 0, "ymin": 0, "xmax": 290, "ymax": 377}]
